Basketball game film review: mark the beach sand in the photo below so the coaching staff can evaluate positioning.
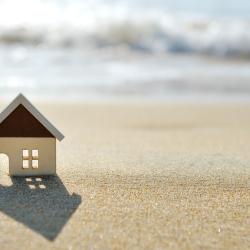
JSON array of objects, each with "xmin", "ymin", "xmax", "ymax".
[{"xmin": 0, "ymin": 102, "xmax": 249, "ymax": 249}]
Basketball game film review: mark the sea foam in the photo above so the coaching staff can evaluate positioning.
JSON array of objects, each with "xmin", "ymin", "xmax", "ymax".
[{"xmin": 0, "ymin": 0, "xmax": 250, "ymax": 58}]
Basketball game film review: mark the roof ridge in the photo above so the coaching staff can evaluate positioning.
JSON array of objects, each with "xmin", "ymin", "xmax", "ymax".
[{"xmin": 0, "ymin": 94, "xmax": 64, "ymax": 141}]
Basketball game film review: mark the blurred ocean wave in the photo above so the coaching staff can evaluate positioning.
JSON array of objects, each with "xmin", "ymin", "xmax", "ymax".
[
  {"xmin": 1, "ymin": 0, "xmax": 250, "ymax": 101},
  {"xmin": 1, "ymin": 45, "xmax": 250, "ymax": 102},
  {"xmin": 0, "ymin": 20, "xmax": 250, "ymax": 59},
  {"xmin": 0, "ymin": 0, "xmax": 250, "ymax": 58}
]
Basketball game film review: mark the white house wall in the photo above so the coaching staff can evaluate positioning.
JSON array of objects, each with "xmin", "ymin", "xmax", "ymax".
[{"xmin": 0, "ymin": 138, "xmax": 56, "ymax": 176}]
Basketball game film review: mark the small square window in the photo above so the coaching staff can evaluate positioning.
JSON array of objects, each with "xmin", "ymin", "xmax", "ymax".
[
  {"xmin": 23, "ymin": 160, "xmax": 29, "ymax": 169},
  {"xmin": 29, "ymin": 184, "xmax": 36, "ymax": 189},
  {"xmin": 22, "ymin": 149, "xmax": 29, "ymax": 159},
  {"xmin": 39, "ymin": 184, "xmax": 46, "ymax": 189},
  {"xmin": 32, "ymin": 150, "xmax": 39, "ymax": 159},
  {"xmin": 32, "ymin": 160, "xmax": 39, "ymax": 168}
]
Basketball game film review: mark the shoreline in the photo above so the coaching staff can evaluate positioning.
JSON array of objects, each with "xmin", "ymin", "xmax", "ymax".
[{"xmin": 1, "ymin": 92, "xmax": 250, "ymax": 106}]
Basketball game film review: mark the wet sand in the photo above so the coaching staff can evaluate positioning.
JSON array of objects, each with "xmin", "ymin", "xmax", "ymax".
[{"xmin": 0, "ymin": 102, "xmax": 249, "ymax": 249}]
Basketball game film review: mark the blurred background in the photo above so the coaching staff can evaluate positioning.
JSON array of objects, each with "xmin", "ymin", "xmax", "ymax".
[{"xmin": 1, "ymin": 0, "xmax": 250, "ymax": 102}]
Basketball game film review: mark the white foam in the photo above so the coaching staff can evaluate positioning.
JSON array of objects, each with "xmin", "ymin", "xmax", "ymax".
[{"xmin": 0, "ymin": 0, "xmax": 250, "ymax": 57}]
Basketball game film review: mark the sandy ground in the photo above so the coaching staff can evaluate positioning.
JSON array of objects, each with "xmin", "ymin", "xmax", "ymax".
[{"xmin": 0, "ymin": 102, "xmax": 249, "ymax": 250}]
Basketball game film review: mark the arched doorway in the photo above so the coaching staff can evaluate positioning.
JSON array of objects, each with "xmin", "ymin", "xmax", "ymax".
[
  {"xmin": 0, "ymin": 153, "xmax": 9, "ymax": 174},
  {"xmin": 0, "ymin": 153, "xmax": 12, "ymax": 186}
]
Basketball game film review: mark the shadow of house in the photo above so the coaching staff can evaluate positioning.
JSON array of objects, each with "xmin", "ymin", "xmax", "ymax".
[{"xmin": 0, "ymin": 175, "xmax": 81, "ymax": 241}]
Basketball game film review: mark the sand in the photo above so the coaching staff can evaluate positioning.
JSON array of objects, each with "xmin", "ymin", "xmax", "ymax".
[{"xmin": 0, "ymin": 102, "xmax": 249, "ymax": 249}]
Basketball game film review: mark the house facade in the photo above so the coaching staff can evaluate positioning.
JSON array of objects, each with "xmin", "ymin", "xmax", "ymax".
[{"xmin": 0, "ymin": 94, "xmax": 64, "ymax": 176}]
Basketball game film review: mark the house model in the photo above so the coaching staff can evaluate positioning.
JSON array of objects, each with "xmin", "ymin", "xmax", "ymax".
[{"xmin": 0, "ymin": 94, "xmax": 64, "ymax": 176}]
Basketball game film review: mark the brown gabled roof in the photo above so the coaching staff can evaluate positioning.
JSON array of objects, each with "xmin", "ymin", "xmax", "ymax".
[{"xmin": 0, "ymin": 94, "xmax": 64, "ymax": 140}]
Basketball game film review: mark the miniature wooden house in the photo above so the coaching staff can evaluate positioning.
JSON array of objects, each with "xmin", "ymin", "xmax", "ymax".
[{"xmin": 0, "ymin": 94, "xmax": 64, "ymax": 176}]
